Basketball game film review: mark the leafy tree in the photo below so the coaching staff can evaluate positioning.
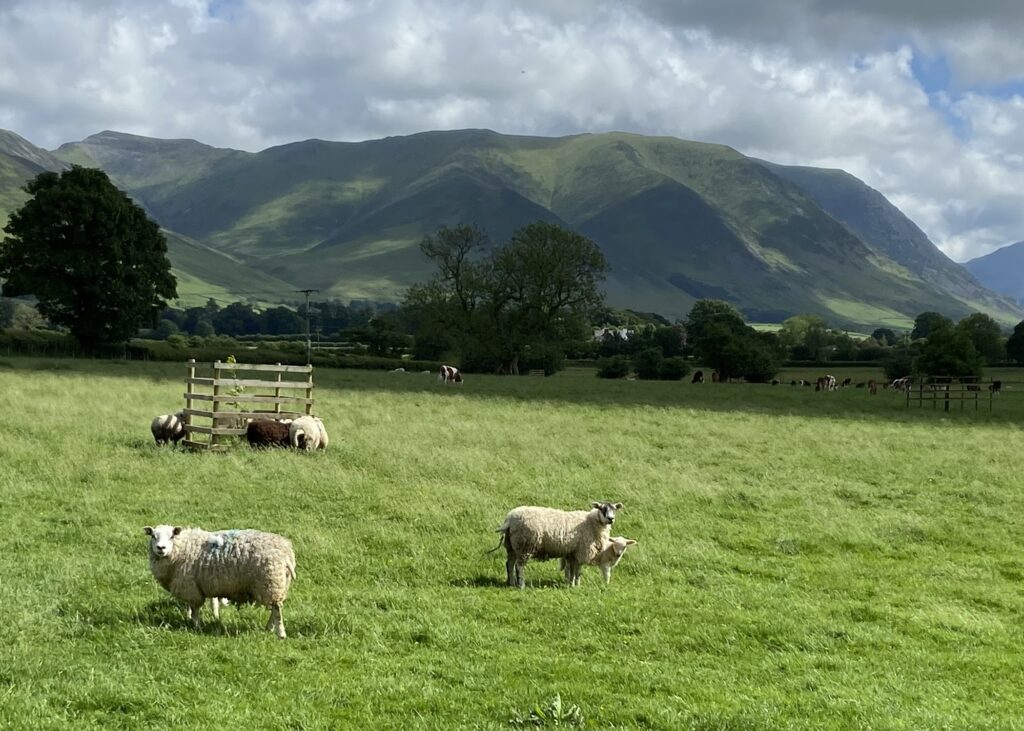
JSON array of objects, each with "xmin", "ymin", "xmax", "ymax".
[
  {"xmin": 652, "ymin": 325, "xmax": 686, "ymax": 357},
  {"xmin": 914, "ymin": 321, "xmax": 984, "ymax": 378},
  {"xmin": 911, "ymin": 311, "xmax": 953, "ymax": 340},
  {"xmin": 596, "ymin": 355, "xmax": 629, "ymax": 379},
  {"xmin": 213, "ymin": 302, "xmax": 260, "ymax": 336},
  {"xmin": 684, "ymin": 299, "xmax": 778, "ymax": 381},
  {"xmin": 1007, "ymin": 320, "xmax": 1024, "ymax": 365},
  {"xmin": 195, "ymin": 320, "xmax": 215, "ymax": 337},
  {"xmin": 0, "ymin": 166, "xmax": 176, "ymax": 346},
  {"xmin": 955, "ymin": 313, "xmax": 1004, "ymax": 364},
  {"xmin": 405, "ymin": 222, "xmax": 608, "ymax": 374},
  {"xmin": 0, "ymin": 298, "xmax": 46, "ymax": 330},
  {"xmin": 261, "ymin": 306, "xmax": 304, "ymax": 335},
  {"xmin": 154, "ymin": 319, "xmax": 180, "ymax": 339},
  {"xmin": 685, "ymin": 299, "xmax": 746, "ymax": 347},
  {"xmin": 658, "ymin": 356, "xmax": 690, "ymax": 381},
  {"xmin": 871, "ymin": 327, "xmax": 898, "ymax": 346},
  {"xmin": 883, "ymin": 351, "xmax": 914, "ymax": 381}
]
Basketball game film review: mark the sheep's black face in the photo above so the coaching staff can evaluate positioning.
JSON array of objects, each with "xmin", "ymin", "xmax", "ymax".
[{"xmin": 592, "ymin": 502, "xmax": 623, "ymax": 525}]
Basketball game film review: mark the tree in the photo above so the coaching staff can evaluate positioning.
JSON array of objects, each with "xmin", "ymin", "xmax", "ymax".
[
  {"xmin": 684, "ymin": 299, "xmax": 779, "ymax": 381},
  {"xmin": 955, "ymin": 313, "xmax": 1004, "ymax": 365},
  {"xmin": 404, "ymin": 222, "xmax": 608, "ymax": 374},
  {"xmin": 0, "ymin": 166, "xmax": 176, "ymax": 347},
  {"xmin": 914, "ymin": 321, "xmax": 984, "ymax": 378},
  {"xmin": 911, "ymin": 311, "xmax": 952, "ymax": 340},
  {"xmin": 1007, "ymin": 321, "xmax": 1024, "ymax": 365},
  {"xmin": 634, "ymin": 348, "xmax": 663, "ymax": 380},
  {"xmin": 871, "ymin": 327, "xmax": 898, "ymax": 346}
]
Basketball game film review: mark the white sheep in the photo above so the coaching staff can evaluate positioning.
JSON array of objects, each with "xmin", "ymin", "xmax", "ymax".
[
  {"xmin": 144, "ymin": 525, "xmax": 297, "ymax": 638},
  {"xmin": 492, "ymin": 502, "xmax": 622, "ymax": 588},
  {"xmin": 151, "ymin": 412, "xmax": 186, "ymax": 445},
  {"xmin": 288, "ymin": 415, "xmax": 328, "ymax": 451},
  {"xmin": 559, "ymin": 536, "xmax": 637, "ymax": 585}
]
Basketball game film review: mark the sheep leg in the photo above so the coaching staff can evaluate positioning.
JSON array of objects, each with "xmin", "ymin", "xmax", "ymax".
[
  {"xmin": 187, "ymin": 602, "xmax": 203, "ymax": 629},
  {"xmin": 514, "ymin": 558, "xmax": 527, "ymax": 589},
  {"xmin": 601, "ymin": 566, "xmax": 612, "ymax": 584},
  {"xmin": 268, "ymin": 604, "xmax": 286, "ymax": 639}
]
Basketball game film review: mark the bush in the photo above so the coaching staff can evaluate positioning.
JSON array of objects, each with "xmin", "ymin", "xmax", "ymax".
[
  {"xmin": 634, "ymin": 348, "xmax": 663, "ymax": 380},
  {"xmin": 596, "ymin": 356, "xmax": 629, "ymax": 379},
  {"xmin": 883, "ymin": 352, "xmax": 913, "ymax": 381},
  {"xmin": 658, "ymin": 356, "xmax": 690, "ymax": 381}
]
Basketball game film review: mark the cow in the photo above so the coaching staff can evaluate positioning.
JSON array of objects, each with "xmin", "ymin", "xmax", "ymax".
[
  {"xmin": 438, "ymin": 364, "xmax": 464, "ymax": 385},
  {"xmin": 841, "ymin": 377, "xmax": 852, "ymax": 388},
  {"xmin": 711, "ymin": 370, "xmax": 721, "ymax": 383},
  {"xmin": 989, "ymin": 380, "xmax": 1002, "ymax": 395},
  {"xmin": 692, "ymin": 370, "xmax": 705, "ymax": 384},
  {"xmin": 868, "ymin": 379, "xmax": 878, "ymax": 395},
  {"xmin": 816, "ymin": 375, "xmax": 837, "ymax": 392},
  {"xmin": 891, "ymin": 377, "xmax": 912, "ymax": 392}
]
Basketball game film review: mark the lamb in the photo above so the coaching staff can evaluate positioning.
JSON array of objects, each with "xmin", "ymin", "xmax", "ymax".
[
  {"xmin": 559, "ymin": 536, "xmax": 637, "ymax": 585},
  {"xmin": 151, "ymin": 411, "xmax": 186, "ymax": 445},
  {"xmin": 144, "ymin": 524, "xmax": 296, "ymax": 638},
  {"xmin": 289, "ymin": 415, "xmax": 328, "ymax": 451},
  {"xmin": 246, "ymin": 419, "xmax": 291, "ymax": 448},
  {"xmin": 492, "ymin": 502, "xmax": 622, "ymax": 588}
]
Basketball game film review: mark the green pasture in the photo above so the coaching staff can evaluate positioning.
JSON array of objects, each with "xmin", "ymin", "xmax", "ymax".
[{"xmin": 0, "ymin": 358, "xmax": 1022, "ymax": 729}]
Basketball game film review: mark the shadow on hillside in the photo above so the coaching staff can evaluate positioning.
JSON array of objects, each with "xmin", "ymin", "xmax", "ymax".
[{"xmin": 5, "ymin": 355, "xmax": 1019, "ymax": 426}]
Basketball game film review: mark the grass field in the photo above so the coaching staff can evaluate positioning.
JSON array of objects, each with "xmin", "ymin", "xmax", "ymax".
[{"xmin": 1, "ymin": 358, "xmax": 1022, "ymax": 729}]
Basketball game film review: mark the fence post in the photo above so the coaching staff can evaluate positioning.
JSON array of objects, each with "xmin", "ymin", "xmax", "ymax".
[
  {"xmin": 306, "ymin": 366, "xmax": 314, "ymax": 416},
  {"xmin": 212, "ymin": 361, "xmax": 221, "ymax": 449},
  {"xmin": 186, "ymin": 358, "xmax": 195, "ymax": 444},
  {"xmin": 275, "ymin": 364, "xmax": 282, "ymax": 417}
]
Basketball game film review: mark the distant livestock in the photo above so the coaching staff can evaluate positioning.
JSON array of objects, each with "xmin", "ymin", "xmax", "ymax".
[
  {"xmin": 439, "ymin": 364, "xmax": 463, "ymax": 385},
  {"xmin": 711, "ymin": 370, "xmax": 721, "ymax": 383},
  {"xmin": 816, "ymin": 375, "xmax": 837, "ymax": 392},
  {"xmin": 868, "ymin": 380, "xmax": 879, "ymax": 395},
  {"xmin": 692, "ymin": 370, "xmax": 704, "ymax": 384},
  {"xmin": 841, "ymin": 377, "xmax": 852, "ymax": 388},
  {"xmin": 246, "ymin": 419, "xmax": 291, "ymax": 449},
  {"xmin": 289, "ymin": 416, "xmax": 328, "ymax": 451},
  {"xmin": 989, "ymin": 380, "xmax": 1002, "ymax": 394}
]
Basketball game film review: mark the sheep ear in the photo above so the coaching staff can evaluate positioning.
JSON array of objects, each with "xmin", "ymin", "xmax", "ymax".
[
  {"xmin": 613, "ymin": 503, "xmax": 623, "ymax": 510},
  {"xmin": 172, "ymin": 526, "xmax": 182, "ymax": 536},
  {"xmin": 625, "ymin": 539, "xmax": 637, "ymax": 546},
  {"xmin": 591, "ymin": 502, "xmax": 601, "ymax": 509},
  {"xmin": 143, "ymin": 526, "xmax": 153, "ymax": 536}
]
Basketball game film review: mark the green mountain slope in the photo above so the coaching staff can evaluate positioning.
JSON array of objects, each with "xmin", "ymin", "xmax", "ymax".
[
  {"xmin": 964, "ymin": 242, "xmax": 1024, "ymax": 305},
  {"xmin": 4, "ymin": 127, "xmax": 1021, "ymax": 327},
  {"xmin": 759, "ymin": 161, "xmax": 1020, "ymax": 323}
]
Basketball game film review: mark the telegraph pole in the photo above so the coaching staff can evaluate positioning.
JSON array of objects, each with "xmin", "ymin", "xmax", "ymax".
[{"xmin": 297, "ymin": 289, "xmax": 319, "ymax": 364}]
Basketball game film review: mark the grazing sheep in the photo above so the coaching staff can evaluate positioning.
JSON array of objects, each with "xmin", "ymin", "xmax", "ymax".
[
  {"xmin": 246, "ymin": 419, "xmax": 291, "ymax": 448},
  {"xmin": 144, "ymin": 525, "xmax": 296, "ymax": 638},
  {"xmin": 492, "ymin": 502, "xmax": 622, "ymax": 588},
  {"xmin": 559, "ymin": 536, "xmax": 637, "ymax": 585},
  {"xmin": 289, "ymin": 415, "xmax": 328, "ymax": 451},
  {"xmin": 151, "ymin": 412, "xmax": 186, "ymax": 445}
]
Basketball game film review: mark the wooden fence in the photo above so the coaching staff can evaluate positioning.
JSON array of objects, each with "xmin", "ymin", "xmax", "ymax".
[
  {"xmin": 906, "ymin": 377, "xmax": 998, "ymax": 412},
  {"xmin": 182, "ymin": 359, "xmax": 314, "ymax": 451}
]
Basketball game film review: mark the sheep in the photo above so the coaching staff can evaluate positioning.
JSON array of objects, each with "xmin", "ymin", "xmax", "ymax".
[
  {"xmin": 151, "ymin": 411, "xmax": 186, "ymax": 445},
  {"xmin": 246, "ymin": 419, "xmax": 291, "ymax": 448},
  {"xmin": 492, "ymin": 502, "xmax": 622, "ymax": 588},
  {"xmin": 143, "ymin": 524, "xmax": 296, "ymax": 638},
  {"xmin": 289, "ymin": 415, "xmax": 328, "ymax": 451},
  {"xmin": 559, "ymin": 536, "xmax": 637, "ymax": 585}
]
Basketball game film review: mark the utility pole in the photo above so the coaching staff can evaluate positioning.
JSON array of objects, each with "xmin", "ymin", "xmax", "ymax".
[{"xmin": 297, "ymin": 289, "xmax": 319, "ymax": 364}]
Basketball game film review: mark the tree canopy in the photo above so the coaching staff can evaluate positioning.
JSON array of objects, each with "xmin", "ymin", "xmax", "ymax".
[
  {"xmin": 685, "ymin": 299, "xmax": 779, "ymax": 382},
  {"xmin": 0, "ymin": 166, "xmax": 176, "ymax": 346},
  {"xmin": 911, "ymin": 311, "xmax": 953, "ymax": 341},
  {"xmin": 404, "ymin": 222, "xmax": 608, "ymax": 374},
  {"xmin": 1006, "ymin": 320, "xmax": 1024, "ymax": 365},
  {"xmin": 913, "ymin": 320, "xmax": 984, "ymax": 378},
  {"xmin": 955, "ymin": 313, "xmax": 1004, "ymax": 365}
]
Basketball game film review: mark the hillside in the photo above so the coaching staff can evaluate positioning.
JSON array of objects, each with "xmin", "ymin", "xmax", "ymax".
[
  {"xmin": 4, "ymin": 127, "xmax": 1022, "ymax": 327},
  {"xmin": 964, "ymin": 242, "xmax": 1024, "ymax": 305}
]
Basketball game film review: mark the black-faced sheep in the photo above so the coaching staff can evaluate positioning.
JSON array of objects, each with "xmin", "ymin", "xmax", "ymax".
[
  {"xmin": 492, "ymin": 502, "xmax": 622, "ymax": 588},
  {"xmin": 144, "ymin": 525, "xmax": 296, "ymax": 638},
  {"xmin": 151, "ymin": 412, "xmax": 186, "ymax": 445}
]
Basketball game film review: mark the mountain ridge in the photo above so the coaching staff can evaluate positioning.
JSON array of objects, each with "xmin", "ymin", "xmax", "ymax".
[
  {"xmin": 964, "ymin": 242, "xmax": 1024, "ymax": 305},
  {"xmin": 1, "ymin": 127, "xmax": 1020, "ymax": 326}
]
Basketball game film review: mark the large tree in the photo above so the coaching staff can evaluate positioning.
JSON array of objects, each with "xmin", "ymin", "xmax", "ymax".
[
  {"xmin": 911, "ymin": 311, "xmax": 953, "ymax": 340},
  {"xmin": 404, "ymin": 222, "xmax": 608, "ymax": 374},
  {"xmin": 955, "ymin": 313, "xmax": 1005, "ymax": 364},
  {"xmin": 0, "ymin": 166, "xmax": 176, "ymax": 346},
  {"xmin": 914, "ymin": 320, "xmax": 984, "ymax": 378},
  {"xmin": 1006, "ymin": 320, "xmax": 1024, "ymax": 365},
  {"xmin": 685, "ymin": 299, "xmax": 779, "ymax": 381}
]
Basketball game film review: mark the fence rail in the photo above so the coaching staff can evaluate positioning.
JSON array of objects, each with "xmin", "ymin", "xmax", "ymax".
[{"xmin": 905, "ymin": 377, "xmax": 1006, "ymax": 412}]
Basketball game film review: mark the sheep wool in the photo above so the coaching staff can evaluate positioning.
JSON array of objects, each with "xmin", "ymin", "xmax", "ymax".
[
  {"xmin": 246, "ymin": 419, "xmax": 291, "ymax": 448},
  {"xmin": 144, "ymin": 525, "xmax": 296, "ymax": 638},
  {"xmin": 288, "ymin": 416, "xmax": 328, "ymax": 451},
  {"xmin": 560, "ymin": 536, "xmax": 637, "ymax": 585},
  {"xmin": 151, "ymin": 412, "xmax": 185, "ymax": 445},
  {"xmin": 494, "ymin": 502, "xmax": 622, "ymax": 588}
]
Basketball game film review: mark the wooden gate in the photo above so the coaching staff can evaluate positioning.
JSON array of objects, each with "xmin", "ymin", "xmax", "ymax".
[{"xmin": 182, "ymin": 359, "xmax": 314, "ymax": 451}]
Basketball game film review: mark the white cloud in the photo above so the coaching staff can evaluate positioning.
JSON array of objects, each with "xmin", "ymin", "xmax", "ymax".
[{"xmin": 0, "ymin": 0, "xmax": 1022, "ymax": 260}]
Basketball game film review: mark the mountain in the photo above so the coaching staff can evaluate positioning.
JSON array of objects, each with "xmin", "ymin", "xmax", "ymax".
[
  {"xmin": 758, "ymin": 162, "xmax": 1018, "ymax": 324},
  {"xmin": 3, "ymin": 127, "xmax": 1021, "ymax": 327},
  {"xmin": 964, "ymin": 242, "xmax": 1024, "ymax": 306}
]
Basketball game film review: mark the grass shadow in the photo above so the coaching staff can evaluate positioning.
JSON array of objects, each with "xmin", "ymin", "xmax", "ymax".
[{"xmin": 451, "ymin": 574, "xmax": 567, "ymax": 590}]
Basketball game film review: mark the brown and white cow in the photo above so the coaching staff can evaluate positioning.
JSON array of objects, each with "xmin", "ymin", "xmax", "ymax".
[{"xmin": 438, "ymin": 364, "xmax": 464, "ymax": 385}]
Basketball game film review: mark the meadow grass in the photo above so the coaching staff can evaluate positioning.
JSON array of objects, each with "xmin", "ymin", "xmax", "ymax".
[{"xmin": 0, "ymin": 358, "xmax": 1022, "ymax": 729}]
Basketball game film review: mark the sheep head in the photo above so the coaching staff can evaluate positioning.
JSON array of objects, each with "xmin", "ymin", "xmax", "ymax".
[
  {"xmin": 144, "ymin": 524, "xmax": 183, "ymax": 559},
  {"xmin": 590, "ymin": 502, "xmax": 623, "ymax": 525}
]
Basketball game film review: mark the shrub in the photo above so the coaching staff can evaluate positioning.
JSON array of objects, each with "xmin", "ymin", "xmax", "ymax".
[
  {"xmin": 883, "ymin": 351, "xmax": 914, "ymax": 381},
  {"xmin": 658, "ymin": 356, "xmax": 690, "ymax": 381},
  {"xmin": 634, "ymin": 348, "xmax": 663, "ymax": 380},
  {"xmin": 596, "ymin": 355, "xmax": 629, "ymax": 379}
]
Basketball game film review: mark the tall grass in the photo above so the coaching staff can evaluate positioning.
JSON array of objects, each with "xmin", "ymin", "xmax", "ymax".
[{"xmin": 0, "ymin": 358, "xmax": 1021, "ymax": 729}]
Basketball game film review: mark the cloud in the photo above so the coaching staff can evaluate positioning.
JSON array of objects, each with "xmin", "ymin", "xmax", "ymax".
[{"xmin": 0, "ymin": 0, "xmax": 1021, "ymax": 261}]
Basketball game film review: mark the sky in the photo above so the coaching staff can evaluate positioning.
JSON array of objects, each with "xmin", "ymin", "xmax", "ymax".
[{"xmin": 1, "ymin": 0, "xmax": 1022, "ymax": 262}]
